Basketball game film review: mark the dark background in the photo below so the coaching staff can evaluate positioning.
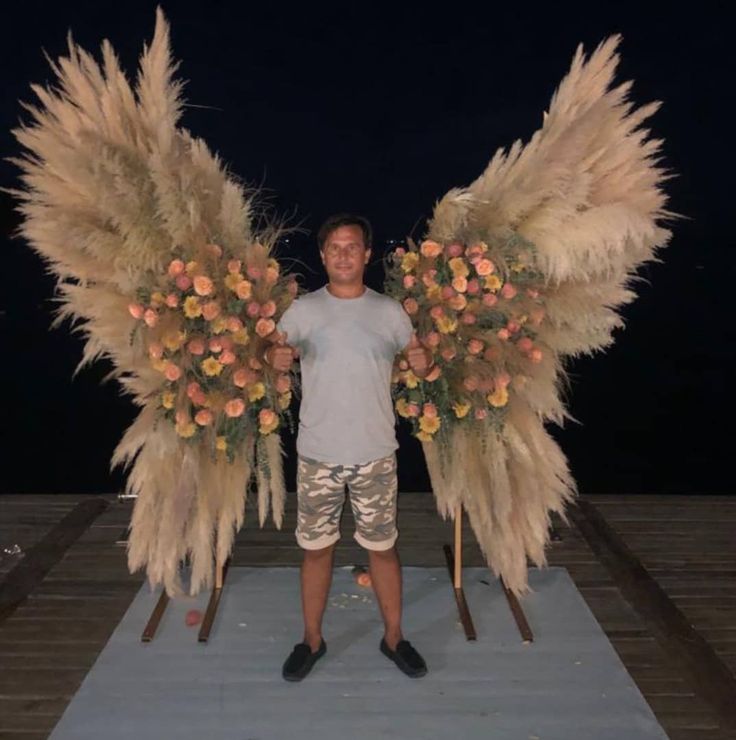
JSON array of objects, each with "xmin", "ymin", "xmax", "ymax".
[{"xmin": 0, "ymin": 1, "xmax": 730, "ymax": 496}]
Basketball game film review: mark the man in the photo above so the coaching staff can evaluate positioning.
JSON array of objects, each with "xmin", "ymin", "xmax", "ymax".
[{"xmin": 264, "ymin": 213, "xmax": 433, "ymax": 682}]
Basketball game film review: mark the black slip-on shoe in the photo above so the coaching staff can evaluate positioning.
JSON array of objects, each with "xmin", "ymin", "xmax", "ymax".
[
  {"xmin": 282, "ymin": 639, "xmax": 326, "ymax": 682},
  {"xmin": 380, "ymin": 638, "xmax": 428, "ymax": 678}
]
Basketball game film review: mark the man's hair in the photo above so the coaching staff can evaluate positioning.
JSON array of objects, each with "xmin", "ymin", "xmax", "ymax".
[{"xmin": 317, "ymin": 213, "xmax": 372, "ymax": 251}]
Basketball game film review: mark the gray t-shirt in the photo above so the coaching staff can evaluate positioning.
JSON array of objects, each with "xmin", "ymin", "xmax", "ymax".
[{"xmin": 276, "ymin": 284, "xmax": 413, "ymax": 465}]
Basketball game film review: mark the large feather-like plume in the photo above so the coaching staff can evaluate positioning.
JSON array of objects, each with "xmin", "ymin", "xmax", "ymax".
[
  {"xmin": 423, "ymin": 36, "xmax": 676, "ymax": 594},
  {"xmin": 9, "ymin": 9, "xmax": 289, "ymax": 595}
]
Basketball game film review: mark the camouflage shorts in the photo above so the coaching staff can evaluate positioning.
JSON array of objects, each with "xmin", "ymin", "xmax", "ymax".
[{"xmin": 295, "ymin": 453, "xmax": 398, "ymax": 551}]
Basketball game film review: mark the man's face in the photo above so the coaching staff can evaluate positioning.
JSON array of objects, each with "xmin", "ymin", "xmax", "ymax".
[{"xmin": 320, "ymin": 224, "xmax": 371, "ymax": 285}]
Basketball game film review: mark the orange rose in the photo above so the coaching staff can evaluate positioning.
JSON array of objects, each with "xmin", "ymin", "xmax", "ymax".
[
  {"xmin": 255, "ymin": 318, "xmax": 276, "ymax": 338},
  {"xmin": 193, "ymin": 275, "xmax": 214, "ymax": 296},
  {"xmin": 224, "ymin": 398, "xmax": 246, "ymax": 418},
  {"xmin": 420, "ymin": 240, "xmax": 443, "ymax": 258},
  {"xmin": 195, "ymin": 409, "xmax": 214, "ymax": 426}
]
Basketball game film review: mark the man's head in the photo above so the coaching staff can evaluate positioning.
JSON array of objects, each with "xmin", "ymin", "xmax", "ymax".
[{"xmin": 317, "ymin": 213, "xmax": 372, "ymax": 286}]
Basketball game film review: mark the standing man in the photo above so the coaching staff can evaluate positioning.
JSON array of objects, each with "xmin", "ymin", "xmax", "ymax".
[{"xmin": 265, "ymin": 213, "xmax": 433, "ymax": 681}]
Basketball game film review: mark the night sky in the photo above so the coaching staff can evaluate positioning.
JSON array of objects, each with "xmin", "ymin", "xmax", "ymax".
[{"xmin": 0, "ymin": 2, "xmax": 730, "ymax": 496}]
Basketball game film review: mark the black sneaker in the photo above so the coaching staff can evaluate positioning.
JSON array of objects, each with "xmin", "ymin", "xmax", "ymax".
[
  {"xmin": 380, "ymin": 637, "xmax": 428, "ymax": 678},
  {"xmin": 282, "ymin": 639, "xmax": 326, "ymax": 681}
]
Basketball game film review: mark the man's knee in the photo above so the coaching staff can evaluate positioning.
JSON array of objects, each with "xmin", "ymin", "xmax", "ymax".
[{"xmin": 302, "ymin": 541, "xmax": 337, "ymax": 560}]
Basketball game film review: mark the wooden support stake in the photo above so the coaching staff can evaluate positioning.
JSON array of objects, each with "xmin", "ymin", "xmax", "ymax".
[
  {"xmin": 500, "ymin": 576, "xmax": 534, "ymax": 644},
  {"xmin": 198, "ymin": 557, "xmax": 230, "ymax": 643},
  {"xmin": 141, "ymin": 590, "xmax": 169, "ymax": 642},
  {"xmin": 443, "ymin": 504, "xmax": 477, "ymax": 641}
]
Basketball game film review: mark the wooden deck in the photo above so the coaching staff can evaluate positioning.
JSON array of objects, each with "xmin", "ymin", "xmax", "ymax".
[{"xmin": 0, "ymin": 493, "xmax": 734, "ymax": 740}]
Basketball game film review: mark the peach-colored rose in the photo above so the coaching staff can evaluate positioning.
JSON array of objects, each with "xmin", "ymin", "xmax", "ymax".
[
  {"xmin": 175, "ymin": 409, "xmax": 189, "ymax": 425},
  {"xmin": 501, "ymin": 282, "xmax": 517, "ymax": 299},
  {"xmin": 406, "ymin": 402, "xmax": 420, "ymax": 417},
  {"xmin": 463, "ymin": 375, "xmax": 479, "ymax": 392},
  {"xmin": 128, "ymin": 302, "xmax": 145, "ymax": 319},
  {"xmin": 205, "ymin": 243, "xmax": 223, "ymax": 258},
  {"xmin": 192, "ymin": 390, "xmax": 207, "ymax": 406},
  {"xmin": 423, "ymin": 402, "xmax": 438, "ymax": 418},
  {"xmin": 143, "ymin": 309, "xmax": 158, "ymax": 327},
  {"xmin": 233, "ymin": 368, "xmax": 255, "ymax": 388},
  {"xmin": 208, "ymin": 338, "xmax": 223, "ymax": 354},
  {"xmin": 452, "ymin": 276, "xmax": 468, "ymax": 293},
  {"xmin": 403, "ymin": 298, "xmax": 419, "ymax": 315},
  {"xmin": 496, "ymin": 372, "xmax": 511, "ymax": 388},
  {"xmin": 482, "ymin": 293, "xmax": 498, "ymax": 307},
  {"xmin": 220, "ymin": 350, "xmax": 236, "ymax": 365},
  {"xmin": 187, "ymin": 381, "xmax": 201, "ymax": 397},
  {"xmin": 483, "ymin": 346, "xmax": 501, "ymax": 362},
  {"xmin": 440, "ymin": 285, "xmax": 455, "ymax": 300},
  {"xmin": 219, "ymin": 335, "xmax": 234, "ymax": 351},
  {"xmin": 425, "ymin": 332, "xmax": 441, "ymax": 347},
  {"xmin": 474, "ymin": 408, "xmax": 487, "ymax": 420},
  {"xmin": 265, "ymin": 266, "xmax": 279, "ymax": 284},
  {"xmin": 441, "ymin": 346, "xmax": 456, "ymax": 361},
  {"xmin": 227, "ymin": 259, "xmax": 242, "ymax": 274},
  {"xmin": 248, "ymin": 357, "xmax": 263, "ymax": 370},
  {"xmin": 260, "ymin": 300, "xmax": 277, "ymax": 318},
  {"xmin": 258, "ymin": 408, "xmax": 279, "ymax": 433},
  {"xmin": 193, "ymin": 275, "xmax": 214, "ymax": 296},
  {"xmin": 430, "ymin": 305, "xmax": 445, "ymax": 320},
  {"xmin": 164, "ymin": 363, "xmax": 181, "ymax": 381},
  {"xmin": 148, "ymin": 341, "xmax": 164, "ymax": 359},
  {"xmin": 420, "ymin": 240, "xmax": 443, "ymax": 258},
  {"xmin": 425, "ymin": 365, "xmax": 441, "ymax": 382},
  {"xmin": 446, "ymin": 242, "xmax": 464, "ymax": 258},
  {"xmin": 235, "ymin": 280, "xmax": 253, "ymax": 300},
  {"xmin": 506, "ymin": 320, "xmax": 520, "ymax": 334},
  {"xmin": 422, "ymin": 269, "xmax": 438, "ymax": 288},
  {"xmin": 447, "ymin": 294, "xmax": 467, "ymax": 311},
  {"xmin": 530, "ymin": 348, "xmax": 543, "ymax": 363},
  {"xmin": 467, "ymin": 338, "xmax": 484, "ymax": 355},
  {"xmin": 247, "ymin": 265, "xmax": 262, "ymax": 280},
  {"xmin": 187, "ymin": 337, "xmax": 206, "ymax": 355},
  {"xmin": 466, "ymin": 279, "xmax": 480, "ymax": 295},
  {"xmin": 275, "ymin": 374, "xmax": 292, "ymax": 393},
  {"xmin": 497, "ymin": 328, "xmax": 510, "ymax": 341},
  {"xmin": 226, "ymin": 316, "xmax": 244, "ymax": 332},
  {"xmin": 255, "ymin": 318, "xmax": 276, "ymax": 337},
  {"xmin": 403, "ymin": 274, "xmax": 416, "ymax": 289},
  {"xmin": 168, "ymin": 259, "xmax": 185, "ymax": 277},
  {"xmin": 195, "ymin": 409, "xmax": 214, "ymax": 426},
  {"xmin": 175, "ymin": 275, "xmax": 192, "ymax": 291},
  {"xmin": 224, "ymin": 398, "xmax": 246, "ymax": 417},
  {"xmin": 202, "ymin": 300, "xmax": 221, "ymax": 321},
  {"xmin": 164, "ymin": 293, "xmax": 178, "ymax": 308},
  {"xmin": 475, "ymin": 259, "xmax": 495, "ymax": 276},
  {"xmin": 462, "ymin": 312, "xmax": 477, "ymax": 325},
  {"xmin": 517, "ymin": 337, "xmax": 533, "ymax": 353},
  {"xmin": 246, "ymin": 301, "xmax": 261, "ymax": 318}
]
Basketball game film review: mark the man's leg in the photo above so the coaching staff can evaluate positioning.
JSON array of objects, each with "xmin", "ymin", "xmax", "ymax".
[
  {"xmin": 301, "ymin": 542, "xmax": 336, "ymax": 652},
  {"xmin": 368, "ymin": 545, "xmax": 403, "ymax": 650}
]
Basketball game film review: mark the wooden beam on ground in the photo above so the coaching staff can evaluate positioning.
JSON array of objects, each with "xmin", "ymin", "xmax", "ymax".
[
  {"xmin": 141, "ymin": 591, "xmax": 169, "ymax": 642},
  {"xmin": 500, "ymin": 577, "xmax": 534, "ymax": 644},
  {"xmin": 442, "ymin": 543, "xmax": 477, "ymax": 641},
  {"xmin": 198, "ymin": 558, "xmax": 230, "ymax": 643},
  {"xmin": 0, "ymin": 497, "xmax": 109, "ymax": 623}
]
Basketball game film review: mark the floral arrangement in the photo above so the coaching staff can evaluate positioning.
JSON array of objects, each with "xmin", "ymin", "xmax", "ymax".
[
  {"xmin": 385, "ymin": 234, "xmax": 547, "ymax": 443},
  {"xmin": 128, "ymin": 241, "xmax": 299, "ymax": 462}
]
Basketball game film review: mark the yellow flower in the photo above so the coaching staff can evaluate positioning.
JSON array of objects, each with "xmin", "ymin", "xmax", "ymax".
[
  {"xmin": 232, "ymin": 328, "xmax": 249, "ymax": 345},
  {"xmin": 487, "ymin": 387, "xmax": 509, "ymax": 408},
  {"xmin": 151, "ymin": 291, "xmax": 166, "ymax": 306},
  {"xmin": 426, "ymin": 284, "xmax": 442, "ymax": 300},
  {"xmin": 183, "ymin": 296, "xmax": 203, "ymax": 318},
  {"xmin": 211, "ymin": 316, "xmax": 228, "ymax": 334},
  {"xmin": 267, "ymin": 258, "xmax": 280, "ymax": 274},
  {"xmin": 175, "ymin": 421, "xmax": 197, "ymax": 438},
  {"xmin": 185, "ymin": 260, "xmax": 199, "ymax": 276},
  {"xmin": 401, "ymin": 252, "xmax": 420, "ymax": 273},
  {"xmin": 448, "ymin": 257, "xmax": 470, "ymax": 278},
  {"xmin": 248, "ymin": 382, "xmax": 266, "ymax": 402},
  {"xmin": 403, "ymin": 370, "xmax": 420, "ymax": 389},
  {"xmin": 224, "ymin": 272, "xmax": 242, "ymax": 291},
  {"xmin": 163, "ymin": 330, "xmax": 186, "ymax": 352},
  {"xmin": 161, "ymin": 391, "xmax": 176, "ymax": 409},
  {"xmin": 215, "ymin": 436, "xmax": 228, "ymax": 451},
  {"xmin": 151, "ymin": 357, "xmax": 167, "ymax": 373},
  {"xmin": 419, "ymin": 415, "xmax": 441, "ymax": 434},
  {"xmin": 278, "ymin": 391, "xmax": 292, "ymax": 410},
  {"xmin": 416, "ymin": 430, "xmax": 434, "ymax": 442},
  {"xmin": 510, "ymin": 261, "xmax": 526, "ymax": 273},
  {"xmin": 202, "ymin": 356, "xmax": 224, "ymax": 377},
  {"xmin": 452, "ymin": 401, "xmax": 471, "ymax": 418},
  {"xmin": 435, "ymin": 315, "xmax": 458, "ymax": 334},
  {"xmin": 395, "ymin": 398, "xmax": 412, "ymax": 418},
  {"xmin": 484, "ymin": 275, "xmax": 502, "ymax": 292}
]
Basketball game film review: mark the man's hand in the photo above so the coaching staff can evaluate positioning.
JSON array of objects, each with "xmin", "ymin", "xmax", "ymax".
[
  {"xmin": 264, "ymin": 330, "xmax": 296, "ymax": 372},
  {"xmin": 404, "ymin": 332, "xmax": 433, "ymax": 377}
]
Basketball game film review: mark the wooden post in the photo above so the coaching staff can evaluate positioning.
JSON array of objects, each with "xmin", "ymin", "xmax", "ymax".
[
  {"xmin": 198, "ymin": 556, "xmax": 229, "ymax": 643},
  {"xmin": 443, "ymin": 503, "xmax": 477, "ymax": 641}
]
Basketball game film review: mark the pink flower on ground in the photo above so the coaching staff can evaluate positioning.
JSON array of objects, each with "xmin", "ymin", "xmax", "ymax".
[
  {"xmin": 143, "ymin": 309, "xmax": 158, "ymax": 327},
  {"xmin": 195, "ymin": 409, "xmax": 214, "ymax": 426},
  {"xmin": 219, "ymin": 349, "xmax": 237, "ymax": 365},
  {"xmin": 168, "ymin": 259, "xmax": 185, "ymax": 277},
  {"xmin": 255, "ymin": 318, "xmax": 276, "ymax": 338},
  {"xmin": 260, "ymin": 300, "xmax": 277, "ymax": 318},
  {"xmin": 224, "ymin": 398, "xmax": 246, "ymax": 418},
  {"xmin": 462, "ymin": 312, "xmax": 477, "ymax": 325},
  {"xmin": 497, "ymin": 328, "xmax": 510, "ymax": 341},
  {"xmin": 128, "ymin": 303, "xmax": 145, "ymax": 319},
  {"xmin": 175, "ymin": 275, "xmax": 192, "ymax": 291},
  {"xmin": 423, "ymin": 403, "xmax": 438, "ymax": 418},
  {"xmin": 246, "ymin": 302, "xmax": 261, "ymax": 318},
  {"xmin": 482, "ymin": 293, "xmax": 498, "ymax": 307},
  {"xmin": 403, "ymin": 298, "xmax": 419, "ymax": 315},
  {"xmin": 165, "ymin": 293, "xmax": 179, "ymax": 308},
  {"xmin": 517, "ymin": 337, "xmax": 533, "ymax": 353},
  {"xmin": 227, "ymin": 259, "xmax": 242, "ymax": 274},
  {"xmin": 501, "ymin": 282, "xmax": 517, "ymax": 299},
  {"xmin": 446, "ymin": 243, "xmax": 464, "ymax": 258},
  {"xmin": 188, "ymin": 337, "xmax": 206, "ymax": 356},
  {"xmin": 403, "ymin": 274, "xmax": 416, "ymax": 289},
  {"xmin": 194, "ymin": 275, "xmax": 214, "ymax": 296},
  {"xmin": 164, "ymin": 363, "xmax": 181, "ymax": 381},
  {"xmin": 202, "ymin": 301, "xmax": 221, "ymax": 321}
]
